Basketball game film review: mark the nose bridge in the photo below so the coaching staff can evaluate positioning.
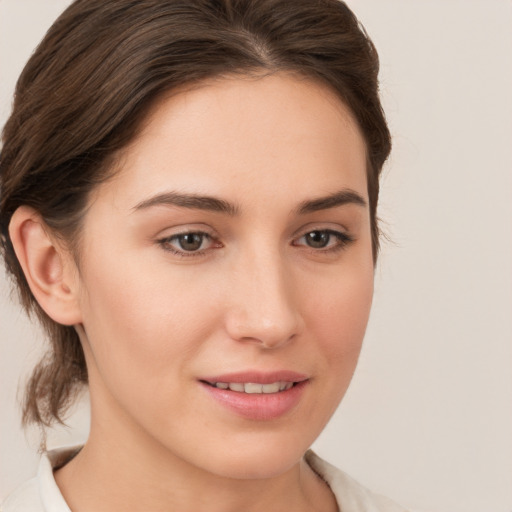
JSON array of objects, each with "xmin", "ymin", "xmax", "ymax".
[{"xmin": 226, "ymin": 244, "xmax": 301, "ymax": 348}]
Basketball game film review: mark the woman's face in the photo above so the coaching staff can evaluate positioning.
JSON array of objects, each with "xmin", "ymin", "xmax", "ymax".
[{"xmin": 74, "ymin": 73, "xmax": 374, "ymax": 478}]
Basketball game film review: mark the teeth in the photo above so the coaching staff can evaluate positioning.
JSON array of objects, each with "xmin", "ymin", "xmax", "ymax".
[
  {"xmin": 213, "ymin": 381, "xmax": 294, "ymax": 394},
  {"xmin": 244, "ymin": 383, "xmax": 263, "ymax": 394},
  {"xmin": 262, "ymin": 382, "xmax": 280, "ymax": 393}
]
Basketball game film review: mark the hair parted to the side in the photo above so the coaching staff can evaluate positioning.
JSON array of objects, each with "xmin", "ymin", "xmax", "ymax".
[{"xmin": 0, "ymin": 0, "xmax": 391, "ymax": 429}]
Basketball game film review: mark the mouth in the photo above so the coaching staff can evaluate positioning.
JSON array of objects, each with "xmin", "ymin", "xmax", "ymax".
[
  {"xmin": 198, "ymin": 371, "xmax": 309, "ymax": 420},
  {"xmin": 201, "ymin": 381, "xmax": 296, "ymax": 394}
]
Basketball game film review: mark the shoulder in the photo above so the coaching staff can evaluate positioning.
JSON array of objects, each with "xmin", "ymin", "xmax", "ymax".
[
  {"xmin": 305, "ymin": 450, "xmax": 410, "ymax": 512},
  {"xmin": 1, "ymin": 447, "xmax": 78, "ymax": 512},
  {"xmin": 1, "ymin": 477, "xmax": 41, "ymax": 512}
]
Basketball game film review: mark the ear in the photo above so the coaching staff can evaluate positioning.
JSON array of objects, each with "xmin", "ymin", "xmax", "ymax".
[{"xmin": 9, "ymin": 206, "xmax": 83, "ymax": 326}]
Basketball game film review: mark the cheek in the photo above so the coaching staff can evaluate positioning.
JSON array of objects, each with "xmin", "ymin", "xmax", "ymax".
[
  {"xmin": 303, "ymin": 263, "xmax": 374, "ymax": 371},
  {"xmin": 77, "ymin": 254, "xmax": 218, "ymax": 399},
  {"xmin": 284, "ymin": 263, "xmax": 374, "ymax": 437}
]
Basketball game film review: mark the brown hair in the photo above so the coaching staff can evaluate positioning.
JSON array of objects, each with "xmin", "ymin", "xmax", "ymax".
[{"xmin": 0, "ymin": 0, "xmax": 391, "ymax": 428}]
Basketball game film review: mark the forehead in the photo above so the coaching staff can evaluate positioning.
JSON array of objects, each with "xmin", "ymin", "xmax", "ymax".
[{"xmin": 92, "ymin": 73, "xmax": 368, "ymax": 211}]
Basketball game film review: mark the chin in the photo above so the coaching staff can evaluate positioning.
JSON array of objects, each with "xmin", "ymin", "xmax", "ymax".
[{"xmin": 185, "ymin": 428, "xmax": 316, "ymax": 480}]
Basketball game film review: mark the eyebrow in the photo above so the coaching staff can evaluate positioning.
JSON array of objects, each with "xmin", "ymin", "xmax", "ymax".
[
  {"xmin": 132, "ymin": 192, "xmax": 240, "ymax": 215},
  {"xmin": 296, "ymin": 189, "xmax": 367, "ymax": 214},
  {"xmin": 132, "ymin": 188, "xmax": 366, "ymax": 216}
]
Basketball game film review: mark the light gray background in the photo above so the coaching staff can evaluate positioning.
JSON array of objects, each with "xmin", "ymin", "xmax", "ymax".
[{"xmin": 1, "ymin": 1, "xmax": 511, "ymax": 511}]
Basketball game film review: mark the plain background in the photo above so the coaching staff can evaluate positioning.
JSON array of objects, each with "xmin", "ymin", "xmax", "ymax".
[{"xmin": 1, "ymin": 1, "xmax": 511, "ymax": 511}]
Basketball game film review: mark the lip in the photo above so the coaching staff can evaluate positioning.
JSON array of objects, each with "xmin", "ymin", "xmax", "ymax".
[
  {"xmin": 200, "ymin": 370, "xmax": 308, "ymax": 385},
  {"xmin": 199, "ymin": 370, "xmax": 309, "ymax": 421}
]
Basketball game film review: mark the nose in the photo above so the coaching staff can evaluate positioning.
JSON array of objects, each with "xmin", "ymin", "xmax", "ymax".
[{"xmin": 224, "ymin": 249, "xmax": 303, "ymax": 349}]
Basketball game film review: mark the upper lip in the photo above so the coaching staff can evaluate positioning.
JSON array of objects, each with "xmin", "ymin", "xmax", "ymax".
[{"xmin": 200, "ymin": 370, "xmax": 309, "ymax": 385}]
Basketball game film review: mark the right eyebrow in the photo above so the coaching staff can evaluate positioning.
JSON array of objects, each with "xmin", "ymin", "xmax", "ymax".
[
  {"xmin": 131, "ymin": 191, "xmax": 240, "ymax": 216},
  {"xmin": 132, "ymin": 188, "xmax": 367, "ymax": 217}
]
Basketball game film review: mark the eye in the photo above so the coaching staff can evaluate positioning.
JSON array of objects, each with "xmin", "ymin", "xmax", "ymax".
[
  {"xmin": 304, "ymin": 231, "xmax": 331, "ymax": 249},
  {"xmin": 158, "ymin": 231, "xmax": 220, "ymax": 257},
  {"xmin": 294, "ymin": 229, "xmax": 353, "ymax": 252},
  {"xmin": 175, "ymin": 232, "xmax": 206, "ymax": 251}
]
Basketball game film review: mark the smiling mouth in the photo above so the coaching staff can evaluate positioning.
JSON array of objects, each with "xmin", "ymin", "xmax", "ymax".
[
  {"xmin": 202, "ymin": 381, "xmax": 296, "ymax": 394},
  {"xmin": 200, "ymin": 376, "xmax": 308, "ymax": 419}
]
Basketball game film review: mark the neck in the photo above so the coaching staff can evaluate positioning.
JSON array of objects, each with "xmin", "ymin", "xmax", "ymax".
[{"xmin": 54, "ymin": 391, "xmax": 337, "ymax": 512}]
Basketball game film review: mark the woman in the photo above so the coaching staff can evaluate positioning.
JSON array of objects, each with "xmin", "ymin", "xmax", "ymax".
[{"xmin": 0, "ymin": 0, "xmax": 404, "ymax": 510}]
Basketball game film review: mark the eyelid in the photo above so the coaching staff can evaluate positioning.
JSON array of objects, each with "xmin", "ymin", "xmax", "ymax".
[
  {"xmin": 292, "ymin": 227, "xmax": 355, "ymax": 252},
  {"xmin": 155, "ymin": 224, "xmax": 354, "ymax": 259},
  {"xmin": 154, "ymin": 222, "xmax": 216, "ymax": 238},
  {"xmin": 157, "ymin": 228, "xmax": 222, "ymax": 258}
]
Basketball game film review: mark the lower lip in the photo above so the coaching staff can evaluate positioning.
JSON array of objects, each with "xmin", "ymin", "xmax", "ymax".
[{"xmin": 200, "ymin": 381, "xmax": 308, "ymax": 421}]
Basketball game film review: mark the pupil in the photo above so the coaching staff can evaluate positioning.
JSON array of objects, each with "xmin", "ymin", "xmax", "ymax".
[
  {"xmin": 179, "ymin": 233, "xmax": 203, "ymax": 251},
  {"xmin": 306, "ymin": 231, "xmax": 329, "ymax": 248}
]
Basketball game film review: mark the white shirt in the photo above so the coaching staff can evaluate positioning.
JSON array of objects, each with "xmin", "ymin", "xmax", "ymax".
[{"xmin": 1, "ymin": 447, "xmax": 409, "ymax": 511}]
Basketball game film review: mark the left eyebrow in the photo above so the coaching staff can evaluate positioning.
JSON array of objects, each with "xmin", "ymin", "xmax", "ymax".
[{"xmin": 295, "ymin": 189, "xmax": 367, "ymax": 214}]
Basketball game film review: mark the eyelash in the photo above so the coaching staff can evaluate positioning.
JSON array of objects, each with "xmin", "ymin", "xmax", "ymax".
[
  {"xmin": 157, "ymin": 229, "xmax": 354, "ymax": 258},
  {"xmin": 293, "ymin": 229, "xmax": 354, "ymax": 254},
  {"xmin": 157, "ymin": 231, "xmax": 218, "ymax": 258}
]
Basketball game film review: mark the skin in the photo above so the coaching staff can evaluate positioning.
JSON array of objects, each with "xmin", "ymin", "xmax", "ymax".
[{"xmin": 11, "ymin": 73, "xmax": 374, "ymax": 512}]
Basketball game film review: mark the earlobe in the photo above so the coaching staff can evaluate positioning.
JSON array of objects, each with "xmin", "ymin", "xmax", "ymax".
[{"xmin": 9, "ymin": 206, "xmax": 82, "ymax": 326}]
